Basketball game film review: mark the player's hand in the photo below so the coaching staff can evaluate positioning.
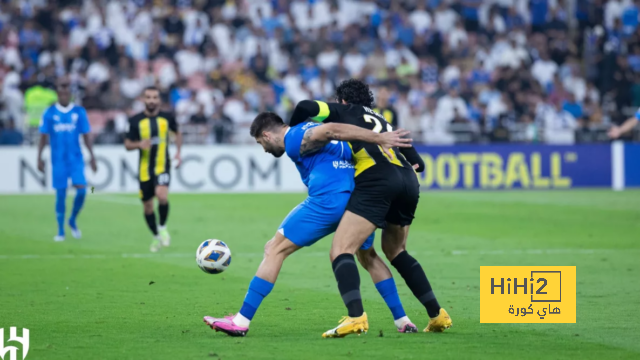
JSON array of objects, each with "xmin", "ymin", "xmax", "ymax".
[
  {"xmin": 174, "ymin": 152, "xmax": 182, "ymax": 168},
  {"xmin": 37, "ymin": 158, "xmax": 45, "ymax": 173},
  {"xmin": 139, "ymin": 139, "xmax": 152, "ymax": 150},
  {"xmin": 90, "ymin": 157, "xmax": 97, "ymax": 173},
  {"xmin": 413, "ymin": 164, "xmax": 420, "ymax": 170},
  {"xmin": 378, "ymin": 129, "xmax": 412, "ymax": 158},
  {"xmin": 608, "ymin": 126, "xmax": 621, "ymax": 139}
]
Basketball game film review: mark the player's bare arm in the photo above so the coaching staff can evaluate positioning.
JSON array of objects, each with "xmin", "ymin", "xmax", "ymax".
[
  {"xmin": 609, "ymin": 117, "xmax": 639, "ymax": 139},
  {"xmin": 83, "ymin": 134, "xmax": 97, "ymax": 173},
  {"xmin": 300, "ymin": 123, "xmax": 412, "ymax": 157},
  {"xmin": 124, "ymin": 138, "xmax": 151, "ymax": 151},
  {"xmin": 37, "ymin": 133, "xmax": 48, "ymax": 173}
]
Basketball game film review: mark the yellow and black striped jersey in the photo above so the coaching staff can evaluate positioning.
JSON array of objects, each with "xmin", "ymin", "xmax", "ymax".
[
  {"xmin": 126, "ymin": 111, "xmax": 178, "ymax": 182},
  {"xmin": 292, "ymin": 100, "xmax": 412, "ymax": 177}
]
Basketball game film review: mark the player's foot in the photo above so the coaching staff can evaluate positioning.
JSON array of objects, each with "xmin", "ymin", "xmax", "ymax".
[
  {"xmin": 150, "ymin": 236, "xmax": 162, "ymax": 253},
  {"xmin": 53, "ymin": 235, "xmax": 65, "ymax": 242},
  {"xmin": 322, "ymin": 312, "xmax": 368, "ymax": 338},
  {"xmin": 397, "ymin": 322, "xmax": 418, "ymax": 333},
  {"xmin": 203, "ymin": 315, "xmax": 249, "ymax": 337},
  {"xmin": 158, "ymin": 226, "xmax": 170, "ymax": 247},
  {"xmin": 68, "ymin": 218, "xmax": 81, "ymax": 239},
  {"xmin": 424, "ymin": 308, "xmax": 452, "ymax": 333}
]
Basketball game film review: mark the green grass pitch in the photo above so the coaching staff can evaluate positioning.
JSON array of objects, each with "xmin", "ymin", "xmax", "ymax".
[{"xmin": 1, "ymin": 191, "xmax": 640, "ymax": 359}]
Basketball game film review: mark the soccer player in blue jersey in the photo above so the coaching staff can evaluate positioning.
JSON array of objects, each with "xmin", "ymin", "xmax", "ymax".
[
  {"xmin": 37, "ymin": 77, "xmax": 96, "ymax": 241},
  {"xmin": 204, "ymin": 112, "xmax": 417, "ymax": 337}
]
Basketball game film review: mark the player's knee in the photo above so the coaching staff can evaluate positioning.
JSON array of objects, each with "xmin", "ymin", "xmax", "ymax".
[
  {"xmin": 381, "ymin": 240, "xmax": 404, "ymax": 262},
  {"xmin": 156, "ymin": 193, "xmax": 168, "ymax": 204},
  {"xmin": 356, "ymin": 248, "xmax": 376, "ymax": 270},
  {"xmin": 143, "ymin": 201, "xmax": 154, "ymax": 214},
  {"xmin": 263, "ymin": 237, "xmax": 276, "ymax": 257}
]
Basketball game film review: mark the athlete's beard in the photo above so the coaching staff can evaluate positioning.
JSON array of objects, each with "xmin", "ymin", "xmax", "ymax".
[
  {"xmin": 265, "ymin": 142, "xmax": 285, "ymax": 158},
  {"xmin": 145, "ymin": 104, "xmax": 158, "ymax": 113}
]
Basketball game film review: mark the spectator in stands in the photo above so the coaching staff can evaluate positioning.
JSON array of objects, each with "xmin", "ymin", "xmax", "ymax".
[
  {"xmin": 94, "ymin": 119, "xmax": 122, "ymax": 145},
  {"xmin": 0, "ymin": 119, "xmax": 23, "ymax": 146},
  {"xmin": 0, "ymin": 0, "xmax": 627, "ymax": 145}
]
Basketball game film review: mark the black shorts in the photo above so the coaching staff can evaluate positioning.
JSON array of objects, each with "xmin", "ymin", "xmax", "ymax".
[
  {"xmin": 346, "ymin": 165, "xmax": 419, "ymax": 229},
  {"xmin": 139, "ymin": 172, "xmax": 171, "ymax": 201}
]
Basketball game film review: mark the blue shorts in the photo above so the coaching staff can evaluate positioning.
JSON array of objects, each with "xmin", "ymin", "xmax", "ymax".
[
  {"xmin": 52, "ymin": 162, "xmax": 86, "ymax": 189},
  {"xmin": 278, "ymin": 192, "xmax": 375, "ymax": 249}
]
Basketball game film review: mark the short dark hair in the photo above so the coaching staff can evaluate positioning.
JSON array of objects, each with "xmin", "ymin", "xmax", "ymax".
[
  {"xmin": 250, "ymin": 112, "xmax": 285, "ymax": 138},
  {"xmin": 144, "ymin": 86, "xmax": 160, "ymax": 94},
  {"xmin": 335, "ymin": 79, "xmax": 375, "ymax": 108}
]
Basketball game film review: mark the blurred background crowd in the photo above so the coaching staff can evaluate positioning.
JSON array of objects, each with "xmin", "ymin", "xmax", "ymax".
[{"xmin": 0, "ymin": 0, "xmax": 639, "ymax": 146}]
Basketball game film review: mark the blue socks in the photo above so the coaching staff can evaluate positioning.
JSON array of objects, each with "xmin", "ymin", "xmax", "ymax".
[
  {"xmin": 375, "ymin": 278, "xmax": 406, "ymax": 320},
  {"xmin": 55, "ymin": 188, "xmax": 67, "ymax": 236},
  {"xmin": 69, "ymin": 187, "xmax": 86, "ymax": 229},
  {"xmin": 239, "ymin": 276, "xmax": 274, "ymax": 320}
]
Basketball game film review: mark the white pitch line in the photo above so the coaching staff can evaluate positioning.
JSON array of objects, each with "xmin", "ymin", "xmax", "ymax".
[
  {"xmin": 0, "ymin": 248, "xmax": 635, "ymax": 261},
  {"xmin": 90, "ymin": 195, "xmax": 140, "ymax": 205}
]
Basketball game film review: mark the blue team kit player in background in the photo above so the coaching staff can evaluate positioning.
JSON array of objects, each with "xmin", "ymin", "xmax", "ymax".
[
  {"xmin": 37, "ymin": 76, "xmax": 97, "ymax": 241},
  {"xmin": 204, "ymin": 112, "xmax": 419, "ymax": 336}
]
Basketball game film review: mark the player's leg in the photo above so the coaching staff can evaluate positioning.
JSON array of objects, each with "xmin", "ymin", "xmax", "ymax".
[
  {"xmin": 52, "ymin": 165, "xmax": 68, "ymax": 241},
  {"xmin": 68, "ymin": 163, "xmax": 88, "ymax": 239},
  {"xmin": 204, "ymin": 232, "xmax": 300, "ymax": 336},
  {"xmin": 382, "ymin": 171, "xmax": 451, "ymax": 332},
  {"xmin": 356, "ymin": 237, "xmax": 417, "ymax": 333},
  {"xmin": 155, "ymin": 182, "xmax": 170, "ymax": 247},
  {"xmin": 206, "ymin": 197, "xmax": 338, "ymax": 337},
  {"xmin": 140, "ymin": 180, "xmax": 161, "ymax": 252},
  {"xmin": 54, "ymin": 187, "xmax": 67, "ymax": 241},
  {"xmin": 324, "ymin": 180, "xmax": 391, "ymax": 338}
]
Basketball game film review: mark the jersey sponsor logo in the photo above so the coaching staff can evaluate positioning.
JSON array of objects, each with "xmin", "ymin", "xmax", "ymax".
[
  {"xmin": 53, "ymin": 123, "xmax": 76, "ymax": 133},
  {"xmin": 332, "ymin": 160, "xmax": 354, "ymax": 169}
]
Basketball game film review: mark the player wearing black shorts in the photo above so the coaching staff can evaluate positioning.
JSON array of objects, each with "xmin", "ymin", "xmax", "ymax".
[
  {"xmin": 125, "ymin": 86, "xmax": 182, "ymax": 252},
  {"xmin": 289, "ymin": 79, "xmax": 452, "ymax": 337}
]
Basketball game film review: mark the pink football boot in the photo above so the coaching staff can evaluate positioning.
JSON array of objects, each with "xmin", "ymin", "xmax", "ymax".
[
  {"xmin": 398, "ymin": 322, "xmax": 418, "ymax": 333},
  {"xmin": 203, "ymin": 315, "xmax": 249, "ymax": 337}
]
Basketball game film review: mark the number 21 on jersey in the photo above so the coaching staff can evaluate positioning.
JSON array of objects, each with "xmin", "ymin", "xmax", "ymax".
[
  {"xmin": 364, "ymin": 114, "xmax": 393, "ymax": 133},
  {"xmin": 363, "ymin": 114, "xmax": 399, "ymax": 163}
]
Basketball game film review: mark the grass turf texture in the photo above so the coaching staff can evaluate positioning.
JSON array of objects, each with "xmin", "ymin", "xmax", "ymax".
[{"xmin": 1, "ymin": 191, "xmax": 639, "ymax": 360}]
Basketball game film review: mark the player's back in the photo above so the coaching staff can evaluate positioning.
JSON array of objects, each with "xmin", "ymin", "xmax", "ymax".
[
  {"xmin": 284, "ymin": 122, "xmax": 355, "ymax": 197},
  {"xmin": 319, "ymin": 103, "xmax": 413, "ymax": 179},
  {"xmin": 39, "ymin": 104, "xmax": 90, "ymax": 163}
]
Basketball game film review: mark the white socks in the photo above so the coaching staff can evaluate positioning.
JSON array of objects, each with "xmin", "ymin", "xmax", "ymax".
[
  {"xmin": 233, "ymin": 313, "xmax": 251, "ymax": 328},
  {"xmin": 394, "ymin": 316, "xmax": 410, "ymax": 329}
]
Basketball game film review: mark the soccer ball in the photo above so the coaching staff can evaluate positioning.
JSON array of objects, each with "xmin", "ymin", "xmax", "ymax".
[{"xmin": 196, "ymin": 239, "xmax": 232, "ymax": 274}]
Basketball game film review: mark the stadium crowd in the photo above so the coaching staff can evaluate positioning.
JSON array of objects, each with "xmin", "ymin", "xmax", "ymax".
[{"xmin": 0, "ymin": 0, "xmax": 639, "ymax": 146}]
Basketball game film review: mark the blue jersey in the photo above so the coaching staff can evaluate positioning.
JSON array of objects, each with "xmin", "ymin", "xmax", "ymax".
[
  {"xmin": 284, "ymin": 122, "xmax": 354, "ymax": 197},
  {"xmin": 39, "ymin": 103, "xmax": 90, "ymax": 165}
]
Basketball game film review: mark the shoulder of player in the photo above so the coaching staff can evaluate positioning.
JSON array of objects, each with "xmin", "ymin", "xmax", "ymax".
[
  {"xmin": 71, "ymin": 105, "xmax": 88, "ymax": 114},
  {"xmin": 129, "ymin": 112, "xmax": 145, "ymax": 123},
  {"xmin": 158, "ymin": 111, "xmax": 176, "ymax": 120},
  {"xmin": 43, "ymin": 105, "xmax": 56, "ymax": 117}
]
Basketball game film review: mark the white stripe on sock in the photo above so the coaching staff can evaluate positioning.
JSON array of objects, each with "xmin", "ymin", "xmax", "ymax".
[{"xmin": 233, "ymin": 313, "xmax": 251, "ymax": 328}]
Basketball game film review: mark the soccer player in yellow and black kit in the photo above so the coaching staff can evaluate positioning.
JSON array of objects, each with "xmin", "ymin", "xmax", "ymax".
[
  {"xmin": 125, "ymin": 87, "xmax": 182, "ymax": 252},
  {"xmin": 289, "ymin": 79, "xmax": 452, "ymax": 337}
]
